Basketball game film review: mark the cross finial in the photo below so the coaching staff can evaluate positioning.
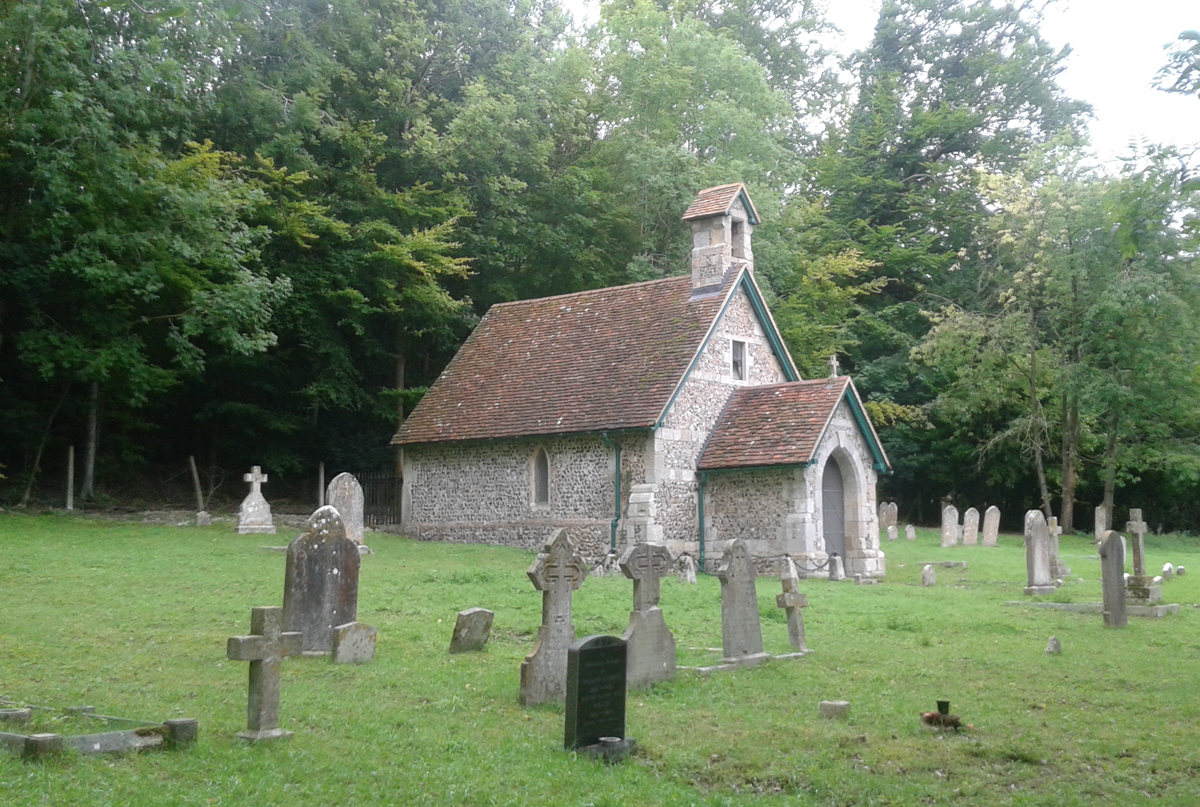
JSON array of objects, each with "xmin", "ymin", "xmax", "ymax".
[
  {"xmin": 619, "ymin": 542, "xmax": 673, "ymax": 611},
  {"xmin": 828, "ymin": 354, "xmax": 839, "ymax": 378}
]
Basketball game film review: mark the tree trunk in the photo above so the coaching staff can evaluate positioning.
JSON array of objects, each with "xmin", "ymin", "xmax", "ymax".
[
  {"xmin": 1101, "ymin": 411, "xmax": 1120, "ymax": 534},
  {"xmin": 1060, "ymin": 394, "xmax": 1079, "ymax": 533},
  {"xmin": 80, "ymin": 381, "xmax": 99, "ymax": 502},
  {"xmin": 395, "ymin": 326, "xmax": 406, "ymax": 475},
  {"xmin": 18, "ymin": 382, "xmax": 70, "ymax": 507}
]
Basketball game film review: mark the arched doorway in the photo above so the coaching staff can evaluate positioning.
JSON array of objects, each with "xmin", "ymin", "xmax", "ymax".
[{"xmin": 822, "ymin": 459, "xmax": 845, "ymax": 559}]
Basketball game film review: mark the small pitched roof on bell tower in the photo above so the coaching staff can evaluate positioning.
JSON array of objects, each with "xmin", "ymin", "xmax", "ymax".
[{"xmin": 683, "ymin": 183, "xmax": 759, "ymax": 293}]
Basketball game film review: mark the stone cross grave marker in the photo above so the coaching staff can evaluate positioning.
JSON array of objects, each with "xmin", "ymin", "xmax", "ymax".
[
  {"xmin": 449, "ymin": 607, "xmax": 494, "ymax": 654},
  {"xmin": 775, "ymin": 558, "xmax": 808, "ymax": 652},
  {"xmin": 237, "ymin": 466, "xmax": 276, "ymax": 535},
  {"xmin": 905, "ymin": 524, "xmax": 916, "ymax": 541},
  {"xmin": 962, "ymin": 507, "xmax": 980, "ymax": 546},
  {"xmin": 283, "ymin": 506, "xmax": 361, "ymax": 654},
  {"xmin": 716, "ymin": 539, "xmax": 769, "ymax": 665},
  {"xmin": 325, "ymin": 472, "xmax": 365, "ymax": 547},
  {"xmin": 1124, "ymin": 508, "xmax": 1158, "ymax": 602},
  {"xmin": 941, "ymin": 505, "xmax": 959, "ymax": 547},
  {"xmin": 1047, "ymin": 516, "xmax": 1070, "ymax": 578},
  {"xmin": 982, "ymin": 506, "xmax": 1000, "ymax": 546},
  {"xmin": 619, "ymin": 542, "xmax": 676, "ymax": 688},
  {"xmin": 564, "ymin": 635, "xmax": 628, "ymax": 750},
  {"xmin": 1099, "ymin": 530, "xmax": 1127, "ymax": 628},
  {"xmin": 226, "ymin": 606, "xmax": 302, "ymax": 742},
  {"xmin": 1094, "ymin": 505, "xmax": 1109, "ymax": 542},
  {"xmin": 1023, "ymin": 510, "xmax": 1055, "ymax": 595},
  {"xmin": 520, "ymin": 529, "xmax": 589, "ymax": 706}
]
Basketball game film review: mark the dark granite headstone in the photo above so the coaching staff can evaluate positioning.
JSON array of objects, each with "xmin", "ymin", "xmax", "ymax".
[
  {"xmin": 282, "ymin": 506, "xmax": 360, "ymax": 653},
  {"xmin": 564, "ymin": 635, "xmax": 627, "ymax": 750}
]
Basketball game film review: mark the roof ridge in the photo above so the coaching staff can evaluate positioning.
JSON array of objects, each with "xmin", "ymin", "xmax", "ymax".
[{"xmin": 489, "ymin": 274, "xmax": 690, "ymax": 309}]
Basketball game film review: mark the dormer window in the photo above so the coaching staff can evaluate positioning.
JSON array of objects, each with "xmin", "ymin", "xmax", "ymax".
[{"xmin": 731, "ymin": 340, "xmax": 746, "ymax": 381}]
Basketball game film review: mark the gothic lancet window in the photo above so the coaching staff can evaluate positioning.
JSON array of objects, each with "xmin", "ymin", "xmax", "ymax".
[{"xmin": 533, "ymin": 447, "xmax": 549, "ymax": 506}]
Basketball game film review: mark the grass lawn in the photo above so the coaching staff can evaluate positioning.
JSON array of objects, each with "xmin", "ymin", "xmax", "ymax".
[{"xmin": 2, "ymin": 511, "xmax": 1199, "ymax": 806}]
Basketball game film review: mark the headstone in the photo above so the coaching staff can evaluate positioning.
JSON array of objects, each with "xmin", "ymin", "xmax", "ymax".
[
  {"xmin": 775, "ymin": 558, "xmax": 808, "ymax": 652},
  {"xmin": 921, "ymin": 564, "xmax": 936, "ymax": 587},
  {"xmin": 962, "ymin": 507, "xmax": 980, "ymax": 546},
  {"xmin": 878, "ymin": 502, "xmax": 898, "ymax": 532},
  {"xmin": 449, "ymin": 607, "xmax": 494, "ymax": 653},
  {"xmin": 196, "ymin": 511, "xmax": 212, "ymax": 527},
  {"xmin": 1176, "ymin": 565, "xmax": 1186, "ymax": 577},
  {"xmin": 675, "ymin": 553, "xmax": 698, "ymax": 584},
  {"xmin": 226, "ymin": 606, "xmax": 302, "ymax": 742},
  {"xmin": 618, "ymin": 542, "xmax": 676, "ymax": 688},
  {"xmin": 1094, "ymin": 504, "xmax": 1109, "ymax": 542},
  {"xmin": 828, "ymin": 554, "xmax": 845, "ymax": 581},
  {"xmin": 519, "ymin": 529, "xmax": 589, "ymax": 706},
  {"xmin": 905, "ymin": 524, "xmax": 916, "ymax": 541},
  {"xmin": 331, "ymin": 621, "xmax": 376, "ymax": 664},
  {"xmin": 564, "ymin": 635, "xmax": 628, "ymax": 750},
  {"xmin": 886, "ymin": 525, "xmax": 898, "ymax": 542},
  {"xmin": 1023, "ymin": 510, "xmax": 1055, "ymax": 595},
  {"xmin": 325, "ymin": 472, "xmax": 365, "ymax": 547},
  {"xmin": 982, "ymin": 506, "xmax": 1000, "ymax": 546},
  {"xmin": 282, "ymin": 506, "xmax": 360, "ymax": 654},
  {"xmin": 1045, "ymin": 636, "xmax": 1062, "ymax": 654},
  {"xmin": 819, "ymin": 700, "xmax": 850, "ymax": 720},
  {"xmin": 236, "ymin": 466, "xmax": 275, "ymax": 534},
  {"xmin": 940, "ymin": 505, "xmax": 959, "ymax": 547},
  {"xmin": 1099, "ymin": 530, "xmax": 1127, "ymax": 628},
  {"xmin": 1047, "ymin": 516, "xmax": 1070, "ymax": 577},
  {"xmin": 1162, "ymin": 562, "xmax": 1174, "ymax": 580},
  {"xmin": 716, "ymin": 539, "xmax": 768, "ymax": 665},
  {"xmin": 888, "ymin": 501, "xmax": 899, "ymax": 528},
  {"xmin": 1124, "ymin": 508, "xmax": 1157, "ymax": 602}
]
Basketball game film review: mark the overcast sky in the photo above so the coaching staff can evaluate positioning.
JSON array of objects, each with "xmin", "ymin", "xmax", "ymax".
[{"xmin": 568, "ymin": 0, "xmax": 1199, "ymax": 165}]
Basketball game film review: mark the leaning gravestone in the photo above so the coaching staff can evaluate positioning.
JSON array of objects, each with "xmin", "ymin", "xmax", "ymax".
[
  {"xmin": 982, "ymin": 506, "xmax": 1000, "ymax": 546},
  {"xmin": 1023, "ymin": 510, "xmax": 1055, "ymax": 595},
  {"xmin": 962, "ymin": 507, "xmax": 980, "ymax": 546},
  {"xmin": 282, "ymin": 506, "xmax": 361, "ymax": 654},
  {"xmin": 226, "ymin": 606, "xmax": 302, "ymax": 743},
  {"xmin": 1099, "ymin": 530, "xmax": 1127, "ymax": 628},
  {"xmin": 619, "ymin": 542, "xmax": 676, "ymax": 688},
  {"xmin": 716, "ymin": 539, "xmax": 769, "ymax": 665},
  {"xmin": 905, "ymin": 524, "xmax": 916, "ymax": 541},
  {"xmin": 775, "ymin": 558, "xmax": 808, "ymax": 651},
  {"xmin": 564, "ymin": 635, "xmax": 629, "ymax": 751},
  {"xmin": 325, "ymin": 472, "xmax": 365, "ymax": 547},
  {"xmin": 941, "ymin": 505, "xmax": 959, "ymax": 547},
  {"xmin": 449, "ymin": 607, "xmax": 494, "ymax": 654},
  {"xmin": 237, "ymin": 466, "xmax": 276, "ymax": 535},
  {"xmin": 520, "ymin": 529, "xmax": 589, "ymax": 706}
]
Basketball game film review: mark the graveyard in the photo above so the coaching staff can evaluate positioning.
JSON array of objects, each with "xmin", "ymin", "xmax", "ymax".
[{"xmin": 1, "ymin": 511, "xmax": 1199, "ymax": 805}]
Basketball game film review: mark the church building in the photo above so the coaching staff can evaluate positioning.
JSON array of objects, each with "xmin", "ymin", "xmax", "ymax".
[{"xmin": 392, "ymin": 184, "xmax": 890, "ymax": 578}]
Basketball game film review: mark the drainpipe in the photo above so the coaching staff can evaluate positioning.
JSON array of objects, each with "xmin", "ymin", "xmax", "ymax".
[
  {"xmin": 602, "ymin": 433, "xmax": 621, "ymax": 551},
  {"xmin": 697, "ymin": 471, "xmax": 708, "ymax": 572}
]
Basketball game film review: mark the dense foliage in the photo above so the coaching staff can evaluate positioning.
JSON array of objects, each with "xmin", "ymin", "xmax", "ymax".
[{"xmin": 1, "ymin": 0, "xmax": 1197, "ymax": 530}]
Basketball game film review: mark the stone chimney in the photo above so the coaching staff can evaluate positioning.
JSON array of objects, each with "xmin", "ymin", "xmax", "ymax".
[{"xmin": 681, "ymin": 183, "xmax": 760, "ymax": 292}]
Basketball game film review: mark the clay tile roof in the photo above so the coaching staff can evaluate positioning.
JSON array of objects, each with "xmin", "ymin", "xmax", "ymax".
[
  {"xmin": 697, "ymin": 378, "xmax": 852, "ymax": 471},
  {"xmin": 392, "ymin": 273, "xmax": 738, "ymax": 447},
  {"xmin": 681, "ymin": 183, "xmax": 761, "ymax": 225}
]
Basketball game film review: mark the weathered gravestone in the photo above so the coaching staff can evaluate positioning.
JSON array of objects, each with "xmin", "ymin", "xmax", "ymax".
[
  {"xmin": 675, "ymin": 554, "xmax": 697, "ymax": 585},
  {"xmin": 1124, "ymin": 509, "xmax": 1159, "ymax": 603},
  {"xmin": 325, "ymin": 472, "xmax": 365, "ymax": 547},
  {"xmin": 520, "ymin": 529, "xmax": 589, "ymax": 706},
  {"xmin": 618, "ymin": 542, "xmax": 676, "ymax": 688},
  {"xmin": 886, "ymin": 525, "xmax": 898, "ymax": 542},
  {"xmin": 982, "ymin": 506, "xmax": 1000, "ymax": 546},
  {"xmin": 331, "ymin": 622, "xmax": 376, "ymax": 664},
  {"xmin": 905, "ymin": 524, "xmax": 916, "ymax": 541},
  {"xmin": 1047, "ymin": 516, "xmax": 1070, "ymax": 578},
  {"xmin": 941, "ymin": 505, "xmax": 959, "ymax": 547},
  {"xmin": 1023, "ymin": 510, "xmax": 1055, "ymax": 595},
  {"xmin": 828, "ymin": 554, "xmax": 846, "ymax": 581},
  {"xmin": 564, "ymin": 635, "xmax": 630, "ymax": 754},
  {"xmin": 716, "ymin": 539, "xmax": 769, "ymax": 665},
  {"xmin": 237, "ymin": 466, "xmax": 276, "ymax": 535},
  {"xmin": 1094, "ymin": 505, "xmax": 1109, "ymax": 542},
  {"xmin": 921, "ymin": 564, "xmax": 936, "ymax": 587},
  {"xmin": 449, "ymin": 607, "xmax": 494, "ymax": 654},
  {"xmin": 775, "ymin": 558, "xmax": 808, "ymax": 652},
  {"xmin": 1099, "ymin": 530, "xmax": 1127, "ymax": 628},
  {"xmin": 226, "ymin": 606, "xmax": 302, "ymax": 743},
  {"xmin": 962, "ymin": 508, "xmax": 980, "ymax": 546},
  {"xmin": 282, "ymin": 506, "xmax": 361, "ymax": 654}
]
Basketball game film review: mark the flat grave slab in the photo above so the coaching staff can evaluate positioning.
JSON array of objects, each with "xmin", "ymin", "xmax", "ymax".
[{"xmin": 1003, "ymin": 601, "xmax": 1180, "ymax": 618}]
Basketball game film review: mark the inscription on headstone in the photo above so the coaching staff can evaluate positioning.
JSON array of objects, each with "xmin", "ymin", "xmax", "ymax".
[
  {"xmin": 564, "ymin": 635, "xmax": 627, "ymax": 750},
  {"xmin": 282, "ymin": 506, "xmax": 360, "ymax": 653}
]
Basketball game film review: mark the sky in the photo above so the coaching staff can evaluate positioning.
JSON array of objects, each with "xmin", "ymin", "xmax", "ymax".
[{"xmin": 568, "ymin": 0, "xmax": 1199, "ymax": 165}]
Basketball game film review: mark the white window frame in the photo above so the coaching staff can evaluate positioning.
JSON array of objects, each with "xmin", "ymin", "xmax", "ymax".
[{"xmin": 731, "ymin": 339, "xmax": 746, "ymax": 381}]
